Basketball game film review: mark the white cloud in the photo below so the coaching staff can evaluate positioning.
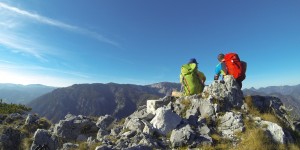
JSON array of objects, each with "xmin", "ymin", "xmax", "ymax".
[{"xmin": 0, "ymin": 2, "xmax": 118, "ymax": 46}]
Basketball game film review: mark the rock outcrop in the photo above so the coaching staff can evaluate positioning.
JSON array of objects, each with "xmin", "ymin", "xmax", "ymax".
[
  {"xmin": 53, "ymin": 114, "xmax": 98, "ymax": 141},
  {"xmin": 31, "ymin": 129, "xmax": 59, "ymax": 150},
  {"xmin": 0, "ymin": 127, "xmax": 21, "ymax": 150}
]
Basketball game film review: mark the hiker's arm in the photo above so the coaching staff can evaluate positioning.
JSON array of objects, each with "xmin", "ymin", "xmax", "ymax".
[
  {"xmin": 198, "ymin": 71, "xmax": 206, "ymax": 84},
  {"xmin": 221, "ymin": 62, "xmax": 227, "ymax": 75},
  {"xmin": 214, "ymin": 63, "xmax": 222, "ymax": 80}
]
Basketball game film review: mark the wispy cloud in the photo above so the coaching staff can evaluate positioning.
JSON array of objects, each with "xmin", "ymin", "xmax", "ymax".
[
  {"xmin": 0, "ymin": 59, "xmax": 13, "ymax": 64},
  {"xmin": 0, "ymin": 38, "xmax": 39, "ymax": 59},
  {"xmin": 0, "ymin": 2, "xmax": 118, "ymax": 46},
  {"xmin": 0, "ymin": 32, "xmax": 54, "ymax": 61},
  {"xmin": 0, "ymin": 63, "xmax": 90, "ymax": 79},
  {"xmin": 0, "ymin": 19, "xmax": 19, "ymax": 29}
]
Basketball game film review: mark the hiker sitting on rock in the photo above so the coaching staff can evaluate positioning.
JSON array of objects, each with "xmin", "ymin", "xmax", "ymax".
[
  {"xmin": 214, "ymin": 53, "xmax": 228, "ymax": 82},
  {"xmin": 180, "ymin": 58, "xmax": 206, "ymax": 96},
  {"xmin": 214, "ymin": 53, "xmax": 247, "ymax": 89}
]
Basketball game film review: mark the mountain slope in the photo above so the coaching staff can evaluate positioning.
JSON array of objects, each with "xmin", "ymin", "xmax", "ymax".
[
  {"xmin": 244, "ymin": 84, "xmax": 300, "ymax": 96},
  {"xmin": 0, "ymin": 83, "xmax": 56, "ymax": 104},
  {"xmin": 28, "ymin": 83, "xmax": 180, "ymax": 122},
  {"xmin": 147, "ymin": 82, "xmax": 181, "ymax": 95},
  {"xmin": 243, "ymin": 84, "xmax": 300, "ymax": 119}
]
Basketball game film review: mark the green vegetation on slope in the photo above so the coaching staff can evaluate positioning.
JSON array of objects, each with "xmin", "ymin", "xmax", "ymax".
[{"xmin": 0, "ymin": 99, "xmax": 31, "ymax": 114}]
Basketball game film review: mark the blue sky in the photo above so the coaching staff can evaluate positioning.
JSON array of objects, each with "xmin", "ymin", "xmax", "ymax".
[{"xmin": 0, "ymin": 0, "xmax": 299, "ymax": 88}]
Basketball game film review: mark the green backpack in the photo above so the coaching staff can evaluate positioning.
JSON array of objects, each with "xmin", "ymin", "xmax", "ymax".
[{"xmin": 180, "ymin": 63, "xmax": 203, "ymax": 96}]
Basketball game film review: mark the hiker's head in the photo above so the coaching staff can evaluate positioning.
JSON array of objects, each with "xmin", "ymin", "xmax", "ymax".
[
  {"xmin": 188, "ymin": 58, "xmax": 198, "ymax": 65},
  {"xmin": 217, "ymin": 54, "xmax": 225, "ymax": 62}
]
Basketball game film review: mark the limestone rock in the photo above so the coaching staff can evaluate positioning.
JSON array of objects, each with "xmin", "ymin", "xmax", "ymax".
[
  {"xmin": 203, "ymin": 75, "xmax": 244, "ymax": 109},
  {"xmin": 0, "ymin": 127, "xmax": 21, "ymax": 150},
  {"xmin": 150, "ymin": 107, "xmax": 182, "ymax": 135},
  {"xmin": 30, "ymin": 129, "xmax": 59, "ymax": 150},
  {"xmin": 96, "ymin": 115, "xmax": 115, "ymax": 130},
  {"xmin": 257, "ymin": 120, "xmax": 288, "ymax": 144},
  {"xmin": 128, "ymin": 105, "xmax": 154, "ymax": 121},
  {"xmin": 25, "ymin": 114, "xmax": 39, "ymax": 125},
  {"xmin": 170, "ymin": 124, "xmax": 195, "ymax": 148},
  {"xmin": 53, "ymin": 114, "xmax": 97, "ymax": 141},
  {"xmin": 125, "ymin": 118, "xmax": 144, "ymax": 132},
  {"xmin": 218, "ymin": 112, "xmax": 244, "ymax": 139},
  {"xmin": 95, "ymin": 145, "xmax": 113, "ymax": 150},
  {"xmin": 199, "ymin": 99, "xmax": 215, "ymax": 118},
  {"xmin": 61, "ymin": 143, "xmax": 79, "ymax": 150}
]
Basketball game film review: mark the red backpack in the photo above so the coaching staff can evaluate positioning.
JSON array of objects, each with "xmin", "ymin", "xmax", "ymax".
[{"xmin": 224, "ymin": 53, "xmax": 246, "ymax": 81}]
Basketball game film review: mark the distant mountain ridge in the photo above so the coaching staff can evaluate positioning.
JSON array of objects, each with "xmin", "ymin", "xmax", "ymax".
[
  {"xmin": 26, "ymin": 82, "xmax": 300, "ymax": 122},
  {"xmin": 244, "ymin": 84, "xmax": 300, "ymax": 97},
  {"xmin": 28, "ymin": 82, "xmax": 181, "ymax": 122},
  {"xmin": 243, "ymin": 84, "xmax": 300, "ymax": 119},
  {"xmin": 147, "ymin": 82, "xmax": 181, "ymax": 95},
  {"xmin": 0, "ymin": 83, "xmax": 56, "ymax": 104}
]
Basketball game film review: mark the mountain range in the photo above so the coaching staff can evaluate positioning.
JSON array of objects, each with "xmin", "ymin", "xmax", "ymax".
[
  {"xmin": 1, "ymin": 82, "xmax": 299, "ymax": 122},
  {"xmin": 28, "ymin": 82, "xmax": 180, "ymax": 122},
  {"xmin": 0, "ymin": 83, "xmax": 56, "ymax": 104}
]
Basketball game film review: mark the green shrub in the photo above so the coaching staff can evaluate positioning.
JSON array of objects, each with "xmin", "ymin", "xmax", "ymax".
[{"xmin": 0, "ymin": 100, "xmax": 31, "ymax": 114}]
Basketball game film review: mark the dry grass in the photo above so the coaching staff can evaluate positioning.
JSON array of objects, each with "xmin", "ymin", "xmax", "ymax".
[
  {"xmin": 244, "ymin": 96, "xmax": 284, "ymax": 126},
  {"xmin": 209, "ymin": 133, "xmax": 232, "ymax": 150},
  {"xmin": 210, "ymin": 133, "xmax": 221, "ymax": 143},
  {"xmin": 78, "ymin": 142, "xmax": 89, "ymax": 150},
  {"xmin": 204, "ymin": 115, "xmax": 215, "ymax": 127},
  {"xmin": 234, "ymin": 116, "xmax": 288, "ymax": 150},
  {"xmin": 260, "ymin": 113, "xmax": 282, "ymax": 126},
  {"xmin": 180, "ymin": 98, "xmax": 191, "ymax": 106},
  {"xmin": 244, "ymin": 96, "xmax": 260, "ymax": 116},
  {"xmin": 178, "ymin": 145, "xmax": 189, "ymax": 150},
  {"xmin": 199, "ymin": 145, "xmax": 215, "ymax": 150},
  {"xmin": 287, "ymin": 144, "xmax": 300, "ymax": 150},
  {"xmin": 288, "ymin": 129, "xmax": 300, "ymax": 149},
  {"xmin": 166, "ymin": 130, "xmax": 172, "ymax": 139},
  {"xmin": 37, "ymin": 117, "xmax": 51, "ymax": 129},
  {"xmin": 179, "ymin": 98, "xmax": 191, "ymax": 118},
  {"xmin": 202, "ymin": 92, "xmax": 210, "ymax": 99},
  {"xmin": 21, "ymin": 137, "xmax": 33, "ymax": 150},
  {"xmin": 117, "ymin": 118, "xmax": 126, "ymax": 125},
  {"xmin": 77, "ymin": 141, "xmax": 100, "ymax": 150},
  {"xmin": 237, "ymin": 128, "xmax": 280, "ymax": 150}
]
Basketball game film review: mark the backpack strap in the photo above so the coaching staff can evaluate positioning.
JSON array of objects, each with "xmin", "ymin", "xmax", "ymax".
[{"xmin": 181, "ymin": 73, "xmax": 191, "ymax": 95}]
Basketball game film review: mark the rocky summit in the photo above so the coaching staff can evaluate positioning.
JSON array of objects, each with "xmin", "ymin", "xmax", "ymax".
[{"xmin": 1, "ymin": 75, "xmax": 300, "ymax": 150}]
